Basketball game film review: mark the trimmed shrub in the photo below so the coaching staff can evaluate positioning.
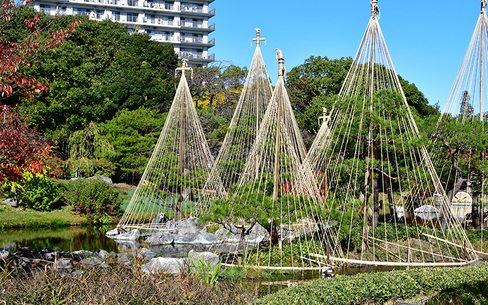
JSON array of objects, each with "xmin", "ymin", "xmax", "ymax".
[{"xmin": 17, "ymin": 172, "xmax": 62, "ymax": 211}]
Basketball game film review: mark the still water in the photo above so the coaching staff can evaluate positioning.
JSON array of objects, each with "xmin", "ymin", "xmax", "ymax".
[
  {"xmin": 0, "ymin": 225, "xmax": 120, "ymax": 253},
  {"xmin": 0, "ymin": 226, "xmax": 401, "ymax": 296}
]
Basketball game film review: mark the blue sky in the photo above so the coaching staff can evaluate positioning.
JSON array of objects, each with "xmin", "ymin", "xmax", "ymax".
[{"xmin": 210, "ymin": 0, "xmax": 481, "ymax": 109}]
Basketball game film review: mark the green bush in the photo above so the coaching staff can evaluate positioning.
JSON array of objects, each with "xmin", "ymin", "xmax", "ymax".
[
  {"xmin": 256, "ymin": 265, "xmax": 488, "ymax": 305},
  {"xmin": 17, "ymin": 173, "xmax": 62, "ymax": 211},
  {"xmin": 62, "ymin": 178, "xmax": 123, "ymax": 223}
]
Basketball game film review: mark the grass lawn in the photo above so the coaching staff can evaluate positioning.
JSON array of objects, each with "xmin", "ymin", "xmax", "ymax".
[{"xmin": 0, "ymin": 204, "xmax": 85, "ymax": 229}]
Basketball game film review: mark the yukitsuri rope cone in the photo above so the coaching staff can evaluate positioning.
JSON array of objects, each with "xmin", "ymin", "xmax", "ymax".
[
  {"xmin": 117, "ymin": 60, "xmax": 222, "ymax": 230},
  {"xmin": 193, "ymin": 29, "xmax": 273, "ymax": 215},
  {"xmin": 200, "ymin": 50, "xmax": 333, "ymax": 271},
  {"xmin": 428, "ymin": 0, "xmax": 488, "ymax": 249},
  {"xmin": 307, "ymin": 0, "xmax": 478, "ymax": 267}
]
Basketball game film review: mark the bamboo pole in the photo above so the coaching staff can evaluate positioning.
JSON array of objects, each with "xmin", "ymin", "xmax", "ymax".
[
  {"xmin": 422, "ymin": 233, "xmax": 487, "ymax": 256},
  {"xmin": 368, "ymin": 236, "xmax": 461, "ymax": 262},
  {"xmin": 309, "ymin": 253, "xmax": 478, "ymax": 267}
]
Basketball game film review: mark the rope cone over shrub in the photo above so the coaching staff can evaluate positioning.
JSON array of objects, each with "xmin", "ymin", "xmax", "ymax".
[
  {"xmin": 427, "ymin": 0, "xmax": 488, "ymax": 244},
  {"xmin": 117, "ymin": 59, "xmax": 222, "ymax": 230},
  {"xmin": 306, "ymin": 0, "xmax": 477, "ymax": 267},
  {"xmin": 199, "ymin": 49, "xmax": 335, "ymax": 272},
  {"xmin": 194, "ymin": 29, "xmax": 274, "ymax": 215}
]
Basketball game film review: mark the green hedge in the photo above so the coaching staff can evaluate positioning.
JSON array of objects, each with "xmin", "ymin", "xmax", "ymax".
[{"xmin": 256, "ymin": 264, "xmax": 488, "ymax": 304}]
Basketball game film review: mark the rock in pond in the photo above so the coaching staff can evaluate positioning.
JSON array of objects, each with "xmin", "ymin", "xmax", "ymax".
[
  {"xmin": 114, "ymin": 239, "xmax": 141, "ymax": 251},
  {"xmin": 188, "ymin": 249, "xmax": 219, "ymax": 272},
  {"xmin": 174, "ymin": 233, "xmax": 216, "ymax": 245},
  {"xmin": 141, "ymin": 257, "xmax": 186, "ymax": 274},
  {"xmin": 144, "ymin": 232, "xmax": 174, "ymax": 245},
  {"xmin": 114, "ymin": 229, "xmax": 140, "ymax": 241},
  {"xmin": 176, "ymin": 217, "xmax": 207, "ymax": 235}
]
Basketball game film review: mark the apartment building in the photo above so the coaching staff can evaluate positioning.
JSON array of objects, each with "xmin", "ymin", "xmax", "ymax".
[{"xmin": 28, "ymin": 0, "xmax": 215, "ymax": 66}]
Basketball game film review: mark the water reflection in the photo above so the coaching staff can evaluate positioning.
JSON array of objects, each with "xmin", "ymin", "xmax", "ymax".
[{"xmin": 0, "ymin": 226, "xmax": 119, "ymax": 253}]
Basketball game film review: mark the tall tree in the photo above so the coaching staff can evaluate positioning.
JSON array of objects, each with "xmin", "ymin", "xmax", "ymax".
[
  {"xmin": 3, "ymin": 9, "xmax": 177, "ymax": 142},
  {"xmin": 0, "ymin": 1, "xmax": 78, "ymax": 102}
]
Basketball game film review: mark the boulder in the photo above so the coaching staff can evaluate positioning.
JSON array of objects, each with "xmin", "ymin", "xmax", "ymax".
[
  {"xmin": 165, "ymin": 220, "xmax": 176, "ymax": 231},
  {"xmin": 138, "ymin": 248, "xmax": 156, "ymax": 260},
  {"xmin": 105, "ymin": 228, "xmax": 120, "ymax": 238},
  {"xmin": 82, "ymin": 257, "xmax": 104, "ymax": 267},
  {"xmin": 115, "ymin": 240, "xmax": 141, "ymax": 251},
  {"xmin": 38, "ymin": 249, "xmax": 59, "ymax": 261},
  {"xmin": 0, "ymin": 249, "xmax": 9, "ymax": 262},
  {"xmin": 144, "ymin": 232, "xmax": 174, "ymax": 245},
  {"xmin": 88, "ymin": 175, "xmax": 113, "ymax": 184},
  {"xmin": 72, "ymin": 250, "xmax": 93, "ymax": 258},
  {"xmin": 174, "ymin": 233, "xmax": 216, "ymax": 245},
  {"xmin": 55, "ymin": 259, "xmax": 73, "ymax": 269},
  {"xmin": 141, "ymin": 257, "xmax": 186, "ymax": 274},
  {"xmin": 176, "ymin": 217, "xmax": 207, "ymax": 235},
  {"xmin": 214, "ymin": 223, "xmax": 270, "ymax": 244},
  {"xmin": 117, "ymin": 253, "xmax": 130, "ymax": 263},
  {"xmin": 94, "ymin": 249, "xmax": 111, "ymax": 259},
  {"xmin": 114, "ymin": 229, "xmax": 140, "ymax": 241},
  {"xmin": 151, "ymin": 213, "xmax": 170, "ymax": 226},
  {"xmin": 188, "ymin": 249, "xmax": 220, "ymax": 272},
  {"xmin": 214, "ymin": 227, "xmax": 240, "ymax": 243},
  {"xmin": 2, "ymin": 198, "xmax": 17, "ymax": 207},
  {"xmin": 147, "ymin": 244, "xmax": 210, "ymax": 258}
]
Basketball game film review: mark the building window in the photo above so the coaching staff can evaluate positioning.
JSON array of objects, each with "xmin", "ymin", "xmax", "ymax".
[
  {"xmin": 180, "ymin": 33, "xmax": 202, "ymax": 43},
  {"xmin": 96, "ymin": 10, "xmax": 104, "ymax": 19},
  {"xmin": 40, "ymin": 4, "xmax": 51, "ymax": 14},
  {"xmin": 128, "ymin": 0, "xmax": 137, "ymax": 6},
  {"xmin": 156, "ymin": 16, "xmax": 173, "ymax": 25},
  {"xmin": 180, "ymin": 18, "xmax": 202, "ymax": 28},
  {"xmin": 74, "ymin": 8, "xmax": 90, "ymax": 16},
  {"xmin": 126, "ymin": 12, "xmax": 138, "ymax": 22},
  {"xmin": 181, "ymin": 2, "xmax": 203, "ymax": 13},
  {"xmin": 113, "ymin": 11, "xmax": 120, "ymax": 21},
  {"xmin": 180, "ymin": 48, "xmax": 203, "ymax": 58}
]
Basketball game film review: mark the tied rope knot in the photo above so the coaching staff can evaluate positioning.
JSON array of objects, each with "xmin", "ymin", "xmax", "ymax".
[{"xmin": 371, "ymin": 0, "xmax": 380, "ymax": 19}]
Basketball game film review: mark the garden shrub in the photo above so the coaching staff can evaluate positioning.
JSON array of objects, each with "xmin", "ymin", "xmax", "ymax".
[
  {"xmin": 62, "ymin": 178, "xmax": 123, "ymax": 223},
  {"xmin": 256, "ymin": 265, "xmax": 488, "ymax": 305},
  {"xmin": 16, "ymin": 172, "xmax": 62, "ymax": 211}
]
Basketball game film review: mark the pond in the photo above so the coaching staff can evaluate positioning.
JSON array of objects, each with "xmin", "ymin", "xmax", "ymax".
[
  {"xmin": 0, "ymin": 225, "xmax": 120, "ymax": 253},
  {"xmin": 0, "ymin": 225, "xmax": 401, "ymax": 296}
]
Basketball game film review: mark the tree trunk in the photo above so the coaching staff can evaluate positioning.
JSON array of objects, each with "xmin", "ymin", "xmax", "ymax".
[
  {"xmin": 385, "ymin": 177, "xmax": 397, "ymax": 222},
  {"xmin": 472, "ymin": 191, "xmax": 481, "ymax": 229},
  {"xmin": 372, "ymin": 177, "xmax": 380, "ymax": 228}
]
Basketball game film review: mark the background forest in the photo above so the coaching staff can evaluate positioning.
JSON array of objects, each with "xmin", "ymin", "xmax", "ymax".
[{"xmin": 1, "ymin": 6, "xmax": 440, "ymax": 184}]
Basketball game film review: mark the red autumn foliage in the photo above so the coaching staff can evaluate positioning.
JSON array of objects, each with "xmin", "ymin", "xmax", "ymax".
[
  {"xmin": 0, "ymin": 105, "xmax": 53, "ymax": 182},
  {"xmin": 0, "ymin": 0, "xmax": 79, "ymax": 102}
]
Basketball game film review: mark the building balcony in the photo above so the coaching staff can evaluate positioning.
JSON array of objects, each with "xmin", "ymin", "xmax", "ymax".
[
  {"xmin": 151, "ymin": 34, "xmax": 176, "ymax": 43},
  {"xmin": 177, "ymin": 51, "xmax": 214, "ymax": 62}
]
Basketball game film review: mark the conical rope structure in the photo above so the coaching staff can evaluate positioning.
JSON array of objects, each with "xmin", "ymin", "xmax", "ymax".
[
  {"xmin": 117, "ymin": 60, "xmax": 222, "ymax": 231},
  {"xmin": 193, "ymin": 29, "xmax": 273, "ymax": 215},
  {"xmin": 428, "ymin": 0, "xmax": 488, "ymax": 249},
  {"xmin": 200, "ymin": 50, "xmax": 333, "ymax": 271},
  {"xmin": 306, "ymin": 0, "xmax": 477, "ymax": 267}
]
